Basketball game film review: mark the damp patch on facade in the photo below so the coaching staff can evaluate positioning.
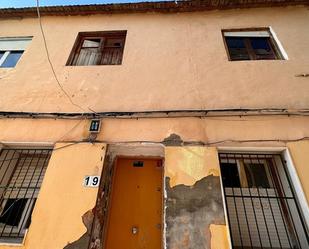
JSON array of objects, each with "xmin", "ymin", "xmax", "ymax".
[
  {"xmin": 162, "ymin": 133, "xmax": 183, "ymax": 146},
  {"xmin": 165, "ymin": 175, "xmax": 225, "ymax": 249}
]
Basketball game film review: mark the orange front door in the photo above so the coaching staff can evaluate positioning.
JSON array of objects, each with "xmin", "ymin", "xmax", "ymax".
[{"xmin": 105, "ymin": 158, "xmax": 162, "ymax": 249}]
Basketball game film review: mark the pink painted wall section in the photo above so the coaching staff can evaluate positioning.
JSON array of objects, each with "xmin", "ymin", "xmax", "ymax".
[{"xmin": 0, "ymin": 6, "xmax": 308, "ymax": 112}]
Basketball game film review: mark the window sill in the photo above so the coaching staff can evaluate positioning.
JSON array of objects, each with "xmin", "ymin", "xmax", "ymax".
[
  {"xmin": 228, "ymin": 59, "xmax": 285, "ymax": 62},
  {"xmin": 0, "ymin": 242, "xmax": 24, "ymax": 247},
  {"xmin": 65, "ymin": 64, "xmax": 122, "ymax": 67},
  {"xmin": 0, "ymin": 230, "xmax": 28, "ymax": 247}
]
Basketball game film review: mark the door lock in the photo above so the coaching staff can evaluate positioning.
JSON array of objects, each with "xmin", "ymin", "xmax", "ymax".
[{"xmin": 132, "ymin": 226, "xmax": 138, "ymax": 235}]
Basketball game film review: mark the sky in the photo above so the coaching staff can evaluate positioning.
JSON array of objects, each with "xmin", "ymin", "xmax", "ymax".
[{"xmin": 0, "ymin": 0, "xmax": 151, "ymax": 8}]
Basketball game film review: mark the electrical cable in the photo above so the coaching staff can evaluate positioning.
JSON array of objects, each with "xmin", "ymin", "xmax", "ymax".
[
  {"xmin": 36, "ymin": 0, "xmax": 88, "ymax": 113},
  {"xmin": 50, "ymin": 136, "xmax": 309, "ymax": 152},
  {"xmin": 1, "ymin": 137, "xmax": 309, "ymax": 160},
  {"xmin": 1, "ymin": 108, "xmax": 309, "ymax": 120},
  {"xmin": 57, "ymin": 119, "xmax": 85, "ymax": 142}
]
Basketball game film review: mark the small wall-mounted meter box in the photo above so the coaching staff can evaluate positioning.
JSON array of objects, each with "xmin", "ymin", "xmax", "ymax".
[{"xmin": 89, "ymin": 119, "xmax": 101, "ymax": 133}]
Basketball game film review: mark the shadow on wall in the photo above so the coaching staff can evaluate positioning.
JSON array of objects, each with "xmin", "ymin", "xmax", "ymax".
[{"xmin": 166, "ymin": 175, "xmax": 225, "ymax": 249}]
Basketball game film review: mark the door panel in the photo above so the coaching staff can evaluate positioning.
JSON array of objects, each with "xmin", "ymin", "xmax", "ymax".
[{"xmin": 105, "ymin": 158, "xmax": 162, "ymax": 249}]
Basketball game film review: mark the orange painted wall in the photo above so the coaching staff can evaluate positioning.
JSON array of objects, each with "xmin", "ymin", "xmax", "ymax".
[
  {"xmin": 0, "ymin": 6, "xmax": 308, "ymax": 113},
  {"xmin": 287, "ymin": 141, "xmax": 309, "ymax": 205},
  {"xmin": 0, "ymin": 143, "xmax": 106, "ymax": 249},
  {"xmin": 0, "ymin": 116, "xmax": 308, "ymax": 146},
  {"xmin": 0, "ymin": 4, "xmax": 308, "ymax": 249}
]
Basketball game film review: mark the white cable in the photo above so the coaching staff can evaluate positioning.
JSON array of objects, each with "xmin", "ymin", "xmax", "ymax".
[{"xmin": 36, "ymin": 0, "xmax": 88, "ymax": 113}]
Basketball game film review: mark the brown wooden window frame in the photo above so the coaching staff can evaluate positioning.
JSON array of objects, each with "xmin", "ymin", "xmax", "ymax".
[
  {"xmin": 222, "ymin": 28, "xmax": 284, "ymax": 61},
  {"xmin": 66, "ymin": 31, "xmax": 127, "ymax": 66}
]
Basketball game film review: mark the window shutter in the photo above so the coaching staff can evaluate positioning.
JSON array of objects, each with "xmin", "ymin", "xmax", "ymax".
[
  {"xmin": 224, "ymin": 31, "xmax": 270, "ymax": 37},
  {"xmin": 0, "ymin": 38, "xmax": 32, "ymax": 51}
]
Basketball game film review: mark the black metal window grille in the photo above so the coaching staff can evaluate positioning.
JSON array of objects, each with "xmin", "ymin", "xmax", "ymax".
[
  {"xmin": 219, "ymin": 153, "xmax": 309, "ymax": 249},
  {"xmin": 0, "ymin": 148, "xmax": 52, "ymax": 243}
]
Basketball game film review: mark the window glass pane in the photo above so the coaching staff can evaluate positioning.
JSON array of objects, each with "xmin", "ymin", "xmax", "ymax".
[
  {"xmin": 24, "ymin": 199, "xmax": 36, "ymax": 228},
  {"xmin": 0, "ymin": 199, "xmax": 28, "ymax": 226},
  {"xmin": 69, "ymin": 32, "xmax": 126, "ymax": 66},
  {"xmin": 101, "ymin": 37, "xmax": 124, "ymax": 65},
  {"xmin": 0, "ymin": 149, "xmax": 51, "ymax": 241},
  {"xmin": 244, "ymin": 163, "xmax": 270, "ymax": 188},
  {"xmin": 0, "ymin": 51, "xmax": 4, "ymax": 60},
  {"xmin": 101, "ymin": 48, "xmax": 123, "ymax": 65},
  {"xmin": 105, "ymin": 38, "xmax": 124, "ymax": 48},
  {"xmin": 221, "ymin": 163, "xmax": 241, "ymax": 187},
  {"xmin": 73, "ymin": 38, "xmax": 102, "ymax": 65},
  {"xmin": 75, "ymin": 48, "xmax": 101, "ymax": 65},
  {"xmin": 82, "ymin": 39, "xmax": 100, "ymax": 48},
  {"xmin": 220, "ymin": 153, "xmax": 309, "ymax": 249},
  {"xmin": 250, "ymin": 37, "xmax": 276, "ymax": 60},
  {"xmin": 0, "ymin": 51, "xmax": 23, "ymax": 68},
  {"xmin": 226, "ymin": 37, "xmax": 250, "ymax": 61}
]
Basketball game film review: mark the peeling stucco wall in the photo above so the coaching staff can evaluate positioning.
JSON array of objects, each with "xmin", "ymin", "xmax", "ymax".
[
  {"xmin": 64, "ymin": 209, "xmax": 95, "ymax": 249},
  {"xmin": 165, "ymin": 147, "xmax": 220, "ymax": 187},
  {"xmin": 0, "ymin": 143, "xmax": 105, "ymax": 249},
  {"xmin": 165, "ymin": 147, "xmax": 229, "ymax": 249},
  {"xmin": 0, "ymin": 5, "xmax": 307, "ymax": 248},
  {"xmin": 166, "ymin": 175, "xmax": 225, "ymax": 249}
]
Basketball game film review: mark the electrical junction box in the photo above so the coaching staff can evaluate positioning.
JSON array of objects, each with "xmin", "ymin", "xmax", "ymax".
[{"xmin": 89, "ymin": 119, "xmax": 101, "ymax": 133}]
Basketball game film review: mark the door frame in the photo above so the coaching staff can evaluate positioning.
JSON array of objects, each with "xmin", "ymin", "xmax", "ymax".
[
  {"xmin": 103, "ymin": 156, "xmax": 164, "ymax": 249},
  {"xmin": 89, "ymin": 144, "xmax": 165, "ymax": 249}
]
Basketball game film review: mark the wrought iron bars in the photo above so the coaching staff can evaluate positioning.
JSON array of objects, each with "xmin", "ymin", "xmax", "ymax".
[
  {"xmin": 0, "ymin": 148, "xmax": 51, "ymax": 243},
  {"xmin": 219, "ymin": 153, "xmax": 309, "ymax": 249}
]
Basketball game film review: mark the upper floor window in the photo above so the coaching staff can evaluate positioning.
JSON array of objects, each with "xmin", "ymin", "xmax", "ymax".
[
  {"xmin": 67, "ymin": 31, "xmax": 127, "ymax": 66},
  {"xmin": 219, "ymin": 153, "xmax": 309, "ymax": 249},
  {"xmin": 0, "ymin": 148, "xmax": 51, "ymax": 243},
  {"xmin": 0, "ymin": 37, "xmax": 32, "ymax": 68},
  {"xmin": 222, "ymin": 28, "xmax": 284, "ymax": 61}
]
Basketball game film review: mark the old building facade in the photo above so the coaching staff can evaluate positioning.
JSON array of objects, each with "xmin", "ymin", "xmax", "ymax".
[{"xmin": 0, "ymin": 1, "xmax": 308, "ymax": 248}]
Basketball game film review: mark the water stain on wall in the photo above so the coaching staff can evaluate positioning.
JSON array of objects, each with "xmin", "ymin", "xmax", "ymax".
[{"xmin": 166, "ymin": 175, "xmax": 225, "ymax": 249}]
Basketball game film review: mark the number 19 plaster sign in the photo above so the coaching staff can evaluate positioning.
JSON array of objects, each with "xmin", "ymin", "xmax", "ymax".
[{"xmin": 84, "ymin": 176, "xmax": 100, "ymax": 187}]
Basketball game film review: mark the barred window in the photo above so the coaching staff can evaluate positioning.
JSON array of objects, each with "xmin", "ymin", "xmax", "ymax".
[
  {"xmin": 0, "ymin": 148, "xmax": 51, "ymax": 243},
  {"xmin": 67, "ymin": 31, "xmax": 126, "ymax": 66},
  {"xmin": 219, "ymin": 153, "xmax": 309, "ymax": 249}
]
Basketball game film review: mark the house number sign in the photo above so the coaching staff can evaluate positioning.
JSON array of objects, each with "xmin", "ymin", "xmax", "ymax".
[{"xmin": 84, "ymin": 176, "xmax": 100, "ymax": 187}]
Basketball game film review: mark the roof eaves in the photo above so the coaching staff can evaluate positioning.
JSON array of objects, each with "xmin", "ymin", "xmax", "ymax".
[{"xmin": 0, "ymin": 0, "xmax": 307, "ymax": 17}]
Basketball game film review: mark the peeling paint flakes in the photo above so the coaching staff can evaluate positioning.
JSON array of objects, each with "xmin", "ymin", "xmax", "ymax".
[
  {"xmin": 166, "ymin": 175, "xmax": 226, "ymax": 249},
  {"xmin": 166, "ymin": 147, "xmax": 220, "ymax": 187}
]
